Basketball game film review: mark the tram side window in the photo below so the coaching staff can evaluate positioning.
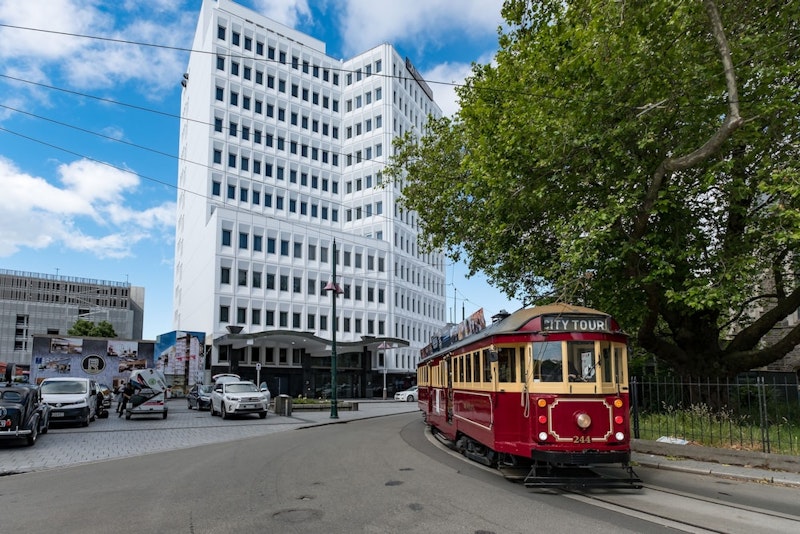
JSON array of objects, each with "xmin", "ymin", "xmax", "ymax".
[
  {"xmin": 472, "ymin": 352, "xmax": 480, "ymax": 382},
  {"xmin": 600, "ymin": 343, "xmax": 613, "ymax": 382},
  {"xmin": 482, "ymin": 349, "xmax": 492, "ymax": 382},
  {"xmin": 614, "ymin": 346, "xmax": 624, "ymax": 383},
  {"xmin": 534, "ymin": 342, "xmax": 563, "ymax": 382},
  {"xmin": 457, "ymin": 356, "xmax": 464, "ymax": 383},
  {"xmin": 498, "ymin": 347, "xmax": 517, "ymax": 383},
  {"xmin": 465, "ymin": 353, "xmax": 472, "ymax": 383}
]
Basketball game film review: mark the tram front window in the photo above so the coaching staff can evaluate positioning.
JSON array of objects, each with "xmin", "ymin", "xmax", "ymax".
[
  {"xmin": 568, "ymin": 342, "xmax": 595, "ymax": 382},
  {"xmin": 533, "ymin": 342, "xmax": 563, "ymax": 382}
]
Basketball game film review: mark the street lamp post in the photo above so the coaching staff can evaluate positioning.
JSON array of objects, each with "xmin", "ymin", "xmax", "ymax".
[{"xmin": 324, "ymin": 239, "xmax": 344, "ymax": 419}]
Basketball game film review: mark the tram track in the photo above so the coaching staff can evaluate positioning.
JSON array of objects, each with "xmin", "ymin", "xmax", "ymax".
[{"xmin": 426, "ymin": 425, "xmax": 800, "ymax": 533}]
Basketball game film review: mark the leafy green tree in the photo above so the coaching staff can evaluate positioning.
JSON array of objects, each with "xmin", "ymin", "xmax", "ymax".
[
  {"xmin": 387, "ymin": 0, "xmax": 800, "ymax": 377},
  {"xmin": 68, "ymin": 319, "xmax": 117, "ymax": 338}
]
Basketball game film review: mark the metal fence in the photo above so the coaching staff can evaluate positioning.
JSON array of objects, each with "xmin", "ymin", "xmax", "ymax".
[{"xmin": 630, "ymin": 374, "xmax": 800, "ymax": 455}]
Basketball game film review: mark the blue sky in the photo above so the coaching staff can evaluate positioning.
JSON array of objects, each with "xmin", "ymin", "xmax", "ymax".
[{"xmin": 0, "ymin": 0, "xmax": 521, "ymax": 339}]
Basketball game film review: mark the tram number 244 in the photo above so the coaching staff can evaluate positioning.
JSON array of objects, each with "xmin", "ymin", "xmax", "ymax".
[{"xmin": 573, "ymin": 436, "xmax": 593, "ymax": 443}]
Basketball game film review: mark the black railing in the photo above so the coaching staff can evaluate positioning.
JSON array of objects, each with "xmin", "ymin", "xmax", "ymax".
[{"xmin": 630, "ymin": 374, "xmax": 800, "ymax": 455}]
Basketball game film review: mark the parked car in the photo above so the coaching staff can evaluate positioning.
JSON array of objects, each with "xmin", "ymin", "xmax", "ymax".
[
  {"xmin": 39, "ymin": 377, "xmax": 97, "ymax": 426},
  {"xmin": 394, "ymin": 385, "xmax": 418, "ymax": 402},
  {"xmin": 0, "ymin": 383, "xmax": 51, "ymax": 446},
  {"xmin": 187, "ymin": 384, "xmax": 214, "ymax": 411},
  {"xmin": 210, "ymin": 381, "xmax": 268, "ymax": 419}
]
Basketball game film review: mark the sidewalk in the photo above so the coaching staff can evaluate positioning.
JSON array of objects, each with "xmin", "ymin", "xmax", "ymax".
[{"xmin": 631, "ymin": 439, "xmax": 800, "ymax": 487}]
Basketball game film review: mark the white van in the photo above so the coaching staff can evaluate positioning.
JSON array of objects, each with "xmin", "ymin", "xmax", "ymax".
[
  {"xmin": 125, "ymin": 369, "xmax": 169, "ymax": 420},
  {"xmin": 39, "ymin": 377, "xmax": 97, "ymax": 427}
]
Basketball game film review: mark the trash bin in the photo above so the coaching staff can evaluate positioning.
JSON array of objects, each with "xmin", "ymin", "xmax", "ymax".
[{"xmin": 275, "ymin": 394, "xmax": 292, "ymax": 416}]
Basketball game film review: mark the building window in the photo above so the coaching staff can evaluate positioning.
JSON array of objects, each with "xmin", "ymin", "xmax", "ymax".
[
  {"xmin": 222, "ymin": 229, "xmax": 231, "ymax": 246},
  {"xmin": 239, "ymin": 232, "xmax": 248, "ymax": 249},
  {"xmin": 238, "ymin": 269, "xmax": 247, "ymax": 286},
  {"xmin": 237, "ymin": 307, "xmax": 246, "ymax": 323},
  {"xmin": 220, "ymin": 305, "xmax": 230, "ymax": 323},
  {"xmin": 220, "ymin": 267, "xmax": 231, "ymax": 284}
]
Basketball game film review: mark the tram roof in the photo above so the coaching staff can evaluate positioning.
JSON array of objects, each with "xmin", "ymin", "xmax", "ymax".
[{"xmin": 422, "ymin": 303, "xmax": 617, "ymax": 361}]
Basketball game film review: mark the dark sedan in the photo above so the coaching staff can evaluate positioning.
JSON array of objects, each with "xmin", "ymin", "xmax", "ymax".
[
  {"xmin": 186, "ymin": 384, "xmax": 213, "ymax": 411},
  {"xmin": 0, "ymin": 384, "xmax": 50, "ymax": 446}
]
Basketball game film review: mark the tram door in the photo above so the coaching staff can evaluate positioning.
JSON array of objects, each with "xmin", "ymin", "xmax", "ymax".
[{"xmin": 445, "ymin": 355, "xmax": 453, "ymax": 424}]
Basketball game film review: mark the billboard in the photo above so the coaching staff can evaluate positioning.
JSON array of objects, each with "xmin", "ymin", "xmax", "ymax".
[{"xmin": 30, "ymin": 336, "xmax": 155, "ymax": 388}]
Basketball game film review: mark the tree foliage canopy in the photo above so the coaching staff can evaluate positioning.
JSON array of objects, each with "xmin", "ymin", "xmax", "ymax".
[
  {"xmin": 68, "ymin": 319, "xmax": 117, "ymax": 338},
  {"xmin": 386, "ymin": 0, "xmax": 800, "ymax": 376}
]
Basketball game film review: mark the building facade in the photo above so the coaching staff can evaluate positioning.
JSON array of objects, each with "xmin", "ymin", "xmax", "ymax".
[
  {"xmin": 0, "ymin": 269, "xmax": 144, "ymax": 365},
  {"xmin": 174, "ymin": 0, "xmax": 447, "ymax": 397}
]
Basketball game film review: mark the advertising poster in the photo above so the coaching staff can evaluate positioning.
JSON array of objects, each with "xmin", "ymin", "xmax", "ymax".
[
  {"xmin": 30, "ymin": 336, "xmax": 155, "ymax": 388},
  {"xmin": 155, "ymin": 331, "xmax": 207, "ymax": 395}
]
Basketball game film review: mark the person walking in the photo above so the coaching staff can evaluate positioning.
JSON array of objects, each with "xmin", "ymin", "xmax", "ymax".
[{"xmin": 118, "ymin": 381, "xmax": 135, "ymax": 417}]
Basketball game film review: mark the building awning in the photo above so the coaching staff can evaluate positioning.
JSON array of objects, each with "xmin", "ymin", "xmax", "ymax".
[{"xmin": 213, "ymin": 330, "xmax": 408, "ymax": 357}]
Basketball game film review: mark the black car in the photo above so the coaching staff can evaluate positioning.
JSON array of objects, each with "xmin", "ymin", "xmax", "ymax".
[
  {"xmin": 0, "ymin": 383, "xmax": 51, "ymax": 446},
  {"xmin": 187, "ymin": 384, "xmax": 213, "ymax": 411}
]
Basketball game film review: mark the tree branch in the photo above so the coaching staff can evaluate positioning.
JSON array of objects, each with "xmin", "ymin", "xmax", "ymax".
[{"xmin": 632, "ymin": 0, "xmax": 744, "ymax": 240}]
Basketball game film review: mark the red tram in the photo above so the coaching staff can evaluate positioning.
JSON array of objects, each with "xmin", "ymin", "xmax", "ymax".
[{"xmin": 417, "ymin": 303, "xmax": 641, "ymax": 488}]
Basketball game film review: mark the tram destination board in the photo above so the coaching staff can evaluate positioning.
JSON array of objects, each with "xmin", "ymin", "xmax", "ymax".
[{"xmin": 541, "ymin": 314, "xmax": 610, "ymax": 333}]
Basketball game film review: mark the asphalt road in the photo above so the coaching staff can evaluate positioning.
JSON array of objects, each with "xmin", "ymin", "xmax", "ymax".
[{"xmin": 2, "ymin": 400, "xmax": 799, "ymax": 533}]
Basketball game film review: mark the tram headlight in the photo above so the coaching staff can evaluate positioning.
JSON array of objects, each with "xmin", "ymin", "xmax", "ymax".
[
  {"xmin": 615, "ymin": 431, "xmax": 625, "ymax": 441},
  {"xmin": 576, "ymin": 413, "xmax": 592, "ymax": 429},
  {"xmin": 538, "ymin": 431, "xmax": 549, "ymax": 441}
]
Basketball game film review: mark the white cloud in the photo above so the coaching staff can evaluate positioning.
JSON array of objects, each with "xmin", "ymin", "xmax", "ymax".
[
  {"xmin": 423, "ymin": 51, "xmax": 495, "ymax": 117},
  {"xmin": 252, "ymin": 0, "xmax": 312, "ymax": 27},
  {"xmin": 0, "ymin": 0, "xmax": 108, "ymax": 60},
  {"xmin": 0, "ymin": 157, "xmax": 174, "ymax": 259},
  {"xmin": 0, "ymin": 0, "xmax": 194, "ymax": 97},
  {"xmin": 337, "ymin": 0, "xmax": 503, "ymax": 57}
]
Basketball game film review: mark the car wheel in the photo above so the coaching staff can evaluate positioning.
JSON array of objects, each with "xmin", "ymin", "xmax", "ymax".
[
  {"xmin": 81, "ymin": 414, "xmax": 90, "ymax": 427},
  {"xmin": 162, "ymin": 411, "xmax": 168, "ymax": 420},
  {"xmin": 187, "ymin": 401, "xmax": 193, "ymax": 410},
  {"xmin": 26, "ymin": 419, "xmax": 39, "ymax": 446},
  {"xmin": 407, "ymin": 395, "xmax": 415, "ymax": 402},
  {"xmin": 221, "ymin": 403, "xmax": 228, "ymax": 419},
  {"xmin": 259, "ymin": 411, "xmax": 267, "ymax": 419},
  {"xmin": 210, "ymin": 403, "xmax": 217, "ymax": 416}
]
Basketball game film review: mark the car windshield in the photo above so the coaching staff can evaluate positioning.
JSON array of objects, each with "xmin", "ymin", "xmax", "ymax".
[
  {"xmin": 225, "ymin": 383, "xmax": 258, "ymax": 393},
  {"xmin": 199, "ymin": 385, "xmax": 214, "ymax": 394},
  {"xmin": 40, "ymin": 381, "xmax": 87, "ymax": 394}
]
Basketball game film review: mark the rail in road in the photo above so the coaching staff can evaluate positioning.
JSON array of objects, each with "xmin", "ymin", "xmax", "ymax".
[{"xmin": 0, "ymin": 399, "xmax": 421, "ymax": 474}]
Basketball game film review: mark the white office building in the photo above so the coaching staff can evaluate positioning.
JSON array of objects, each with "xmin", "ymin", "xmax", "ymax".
[{"xmin": 174, "ymin": 0, "xmax": 446, "ymax": 397}]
